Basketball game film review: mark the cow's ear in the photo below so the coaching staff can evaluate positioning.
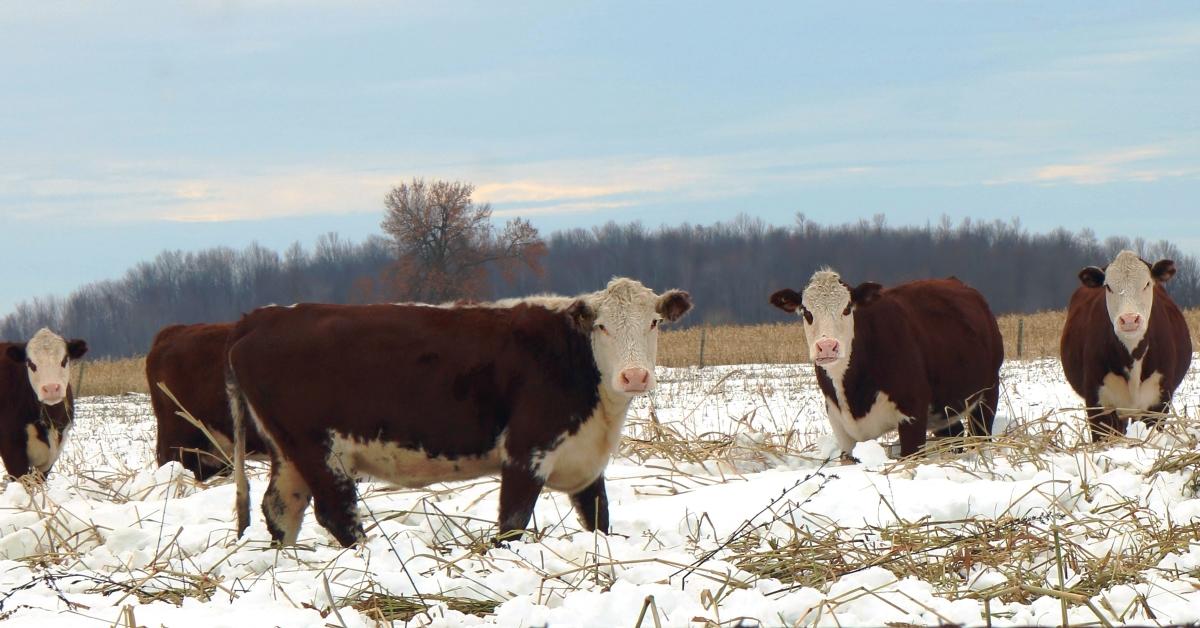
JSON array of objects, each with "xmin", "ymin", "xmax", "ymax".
[
  {"xmin": 1079, "ymin": 266, "xmax": 1105, "ymax": 288},
  {"xmin": 656, "ymin": 290, "xmax": 693, "ymax": 322},
  {"xmin": 566, "ymin": 299, "xmax": 597, "ymax": 332},
  {"xmin": 769, "ymin": 289, "xmax": 802, "ymax": 314},
  {"xmin": 850, "ymin": 282, "xmax": 883, "ymax": 307},
  {"xmin": 5, "ymin": 344, "xmax": 27, "ymax": 363},
  {"xmin": 1151, "ymin": 259, "xmax": 1177, "ymax": 283},
  {"xmin": 67, "ymin": 339, "xmax": 89, "ymax": 359}
]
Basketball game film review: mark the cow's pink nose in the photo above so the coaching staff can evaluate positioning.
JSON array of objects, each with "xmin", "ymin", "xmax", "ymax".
[
  {"xmin": 813, "ymin": 338, "xmax": 841, "ymax": 364},
  {"xmin": 1118, "ymin": 313, "xmax": 1142, "ymax": 331},
  {"xmin": 618, "ymin": 368, "xmax": 651, "ymax": 392},
  {"xmin": 41, "ymin": 383, "xmax": 62, "ymax": 397}
]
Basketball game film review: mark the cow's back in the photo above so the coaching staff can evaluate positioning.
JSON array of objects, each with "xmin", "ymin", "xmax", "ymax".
[
  {"xmin": 872, "ymin": 279, "xmax": 1003, "ymax": 405},
  {"xmin": 228, "ymin": 302, "xmax": 600, "ymax": 460},
  {"xmin": 1151, "ymin": 286, "xmax": 1193, "ymax": 393}
]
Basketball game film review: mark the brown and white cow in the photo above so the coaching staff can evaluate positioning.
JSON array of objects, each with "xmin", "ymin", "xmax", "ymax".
[
  {"xmin": 146, "ymin": 323, "xmax": 268, "ymax": 481},
  {"xmin": 770, "ymin": 271, "xmax": 1003, "ymax": 458},
  {"xmin": 1061, "ymin": 250, "xmax": 1192, "ymax": 441},
  {"xmin": 227, "ymin": 278, "xmax": 692, "ymax": 547},
  {"xmin": 1, "ymin": 328, "xmax": 88, "ymax": 479}
]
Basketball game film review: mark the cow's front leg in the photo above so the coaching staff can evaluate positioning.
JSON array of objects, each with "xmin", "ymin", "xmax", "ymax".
[
  {"xmin": 570, "ymin": 475, "xmax": 609, "ymax": 533},
  {"xmin": 824, "ymin": 401, "xmax": 857, "ymax": 462},
  {"xmin": 1087, "ymin": 408, "xmax": 1122, "ymax": 442},
  {"xmin": 496, "ymin": 462, "xmax": 545, "ymax": 545},
  {"xmin": 0, "ymin": 429, "xmax": 33, "ymax": 481}
]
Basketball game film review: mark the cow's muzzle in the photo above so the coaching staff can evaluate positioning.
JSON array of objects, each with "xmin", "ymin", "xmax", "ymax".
[
  {"xmin": 1117, "ymin": 313, "xmax": 1143, "ymax": 334},
  {"xmin": 617, "ymin": 367, "xmax": 652, "ymax": 394},
  {"xmin": 813, "ymin": 338, "xmax": 841, "ymax": 365}
]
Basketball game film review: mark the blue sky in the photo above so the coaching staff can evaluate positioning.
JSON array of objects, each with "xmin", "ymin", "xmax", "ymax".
[{"xmin": 2, "ymin": 1, "xmax": 1198, "ymax": 313}]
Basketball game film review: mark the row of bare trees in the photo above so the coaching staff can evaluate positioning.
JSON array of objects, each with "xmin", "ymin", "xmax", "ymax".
[{"xmin": 3, "ymin": 179, "xmax": 1197, "ymax": 357}]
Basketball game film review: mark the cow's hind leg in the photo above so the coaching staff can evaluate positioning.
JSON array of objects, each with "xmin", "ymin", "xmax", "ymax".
[
  {"xmin": 263, "ymin": 458, "xmax": 312, "ymax": 546},
  {"xmin": 967, "ymin": 387, "xmax": 999, "ymax": 438},
  {"xmin": 570, "ymin": 475, "xmax": 609, "ymax": 533},
  {"xmin": 297, "ymin": 455, "xmax": 364, "ymax": 548}
]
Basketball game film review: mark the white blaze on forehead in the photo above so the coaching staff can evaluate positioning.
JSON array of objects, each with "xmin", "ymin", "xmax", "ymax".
[
  {"xmin": 24, "ymin": 327, "xmax": 73, "ymax": 404},
  {"xmin": 802, "ymin": 270, "xmax": 851, "ymax": 314},
  {"xmin": 1104, "ymin": 250, "xmax": 1155, "ymax": 349}
]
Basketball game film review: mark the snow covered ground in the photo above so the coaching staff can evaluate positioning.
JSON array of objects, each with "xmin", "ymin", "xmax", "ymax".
[{"xmin": 3, "ymin": 358, "xmax": 1200, "ymax": 627}]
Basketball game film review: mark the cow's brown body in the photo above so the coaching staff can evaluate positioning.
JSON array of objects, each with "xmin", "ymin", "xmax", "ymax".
[
  {"xmin": 0, "ymin": 343, "xmax": 75, "ymax": 479},
  {"xmin": 227, "ymin": 301, "xmax": 605, "ymax": 547},
  {"xmin": 146, "ymin": 323, "xmax": 267, "ymax": 480},
  {"xmin": 1061, "ymin": 283, "xmax": 1192, "ymax": 439},
  {"xmin": 815, "ymin": 279, "xmax": 1003, "ymax": 455}
]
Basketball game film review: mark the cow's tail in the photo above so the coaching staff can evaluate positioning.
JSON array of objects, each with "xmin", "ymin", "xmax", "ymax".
[{"xmin": 225, "ymin": 360, "xmax": 251, "ymax": 540}]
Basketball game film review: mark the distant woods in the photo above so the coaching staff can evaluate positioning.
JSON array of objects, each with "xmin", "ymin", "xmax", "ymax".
[{"xmin": 4, "ymin": 205, "xmax": 1198, "ymax": 358}]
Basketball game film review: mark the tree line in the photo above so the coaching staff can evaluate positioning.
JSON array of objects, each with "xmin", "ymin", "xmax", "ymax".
[{"xmin": 4, "ymin": 198, "xmax": 1197, "ymax": 359}]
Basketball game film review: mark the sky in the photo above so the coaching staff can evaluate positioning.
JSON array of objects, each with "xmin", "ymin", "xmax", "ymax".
[{"xmin": 2, "ymin": 1, "xmax": 1198, "ymax": 314}]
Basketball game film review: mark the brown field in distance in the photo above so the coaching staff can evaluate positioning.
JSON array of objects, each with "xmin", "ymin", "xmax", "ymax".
[{"xmin": 75, "ymin": 309, "xmax": 1200, "ymax": 395}]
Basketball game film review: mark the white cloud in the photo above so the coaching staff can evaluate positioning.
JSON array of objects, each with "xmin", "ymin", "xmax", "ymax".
[
  {"xmin": 986, "ymin": 145, "xmax": 1199, "ymax": 186},
  {"xmin": 0, "ymin": 151, "xmax": 878, "ymax": 225}
]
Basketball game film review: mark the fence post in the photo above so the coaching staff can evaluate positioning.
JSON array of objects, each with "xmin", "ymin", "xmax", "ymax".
[
  {"xmin": 1017, "ymin": 318, "xmax": 1024, "ymax": 359},
  {"xmin": 698, "ymin": 326, "xmax": 707, "ymax": 369}
]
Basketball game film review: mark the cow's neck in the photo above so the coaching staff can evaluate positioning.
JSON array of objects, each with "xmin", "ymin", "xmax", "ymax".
[{"xmin": 596, "ymin": 384, "xmax": 634, "ymax": 434}]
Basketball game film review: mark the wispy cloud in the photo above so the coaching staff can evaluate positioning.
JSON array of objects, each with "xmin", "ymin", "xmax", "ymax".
[
  {"xmin": 986, "ymin": 145, "xmax": 1199, "ymax": 186},
  {"xmin": 0, "ymin": 151, "xmax": 877, "ymax": 224}
]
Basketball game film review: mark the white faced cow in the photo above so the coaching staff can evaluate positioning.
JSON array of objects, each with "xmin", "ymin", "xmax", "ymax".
[
  {"xmin": 1, "ymin": 328, "xmax": 88, "ymax": 479},
  {"xmin": 1061, "ymin": 250, "xmax": 1192, "ymax": 440},
  {"xmin": 770, "ymin": 270, "xmax": 1003, "ymax": 458},
  {"xmin": 227, "ymin": 278, "xmax": 692, "ymax": 547}
]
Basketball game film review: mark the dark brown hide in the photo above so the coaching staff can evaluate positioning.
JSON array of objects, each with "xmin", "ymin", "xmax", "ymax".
[
  {"xmin": 0, "ymin": 343, "xmax": 78, "ymax": 479},
  {"xmin": 1060, "ymin": 282, "xmax": 1192, "ymax": 441},
  {"xmin": 800, "ymin": 279, "xmax": 1003, "ymax": 456},
  {"xmin": 227, "ymin": 302, "xmax": 602, "ymax": 547},
  {"xmin": 146, "ymin": 323, "xmax": 267, "ymax": 480}
]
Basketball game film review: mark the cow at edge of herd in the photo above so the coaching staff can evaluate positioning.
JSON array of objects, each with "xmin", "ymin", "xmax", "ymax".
[{"xmin": 0, "ymin": 250, "xmax": 1192, "ymax": 549}]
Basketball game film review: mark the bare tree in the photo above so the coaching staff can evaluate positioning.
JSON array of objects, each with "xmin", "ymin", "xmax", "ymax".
[{"xmin": 380, "ymin": 178, "xmax": 545, "ymax": 302}]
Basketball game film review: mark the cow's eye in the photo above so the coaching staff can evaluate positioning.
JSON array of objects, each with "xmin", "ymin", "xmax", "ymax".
[
  {"xmin": 28, "ymin": 362, "xmax": 37, "ymax": 373},
  {"xmin": 650, "ymin": 319, "xmax": 660, "ymax": 330},
  {"xmin": 802, "ymin": 309, "xmax": 814, "ymax": 324},
  {"xmin": 1105, "ymin": 285, "xmax": 1113, "ymax": 293},
  {"xmin": 1145, "ymin": 281, "xmax": 1151, "ymax": 290},
  {"xmin": 61, "ymin": 356, "xmax": 68, "ymax": 367},
  {"xmin": 595, "ymin": 324, "xmax": 607, "ymax": 333}
]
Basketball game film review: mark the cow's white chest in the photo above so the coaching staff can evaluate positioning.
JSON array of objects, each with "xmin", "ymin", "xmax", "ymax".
[
  {"xmin": 1097, "ymin": 358, "xmax": 1164, "ymax": 413},
  {"xmin": 825, "ymin": 391, "xmax": 905, "ymax": 450},
  {"xmin": 25, "ymin": 424, "xmax": 63, "ymax": 475},
  {"xmin": 820, "ymin": 363, "xmax": 909, "ymax": 453},
  {"xmin": 536, "ymin": 402, "xmax": 627, "ymax": 494},
  {"xmin": 326, "ymin": 432, "xmax": 505, "ymax": 488}
]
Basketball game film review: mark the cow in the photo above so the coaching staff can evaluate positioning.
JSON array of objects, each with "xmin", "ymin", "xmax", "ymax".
[
  {"xmin": 1, "ymin": 328, "xmax": 88, "ymax": 480},
  {"xmin": 770, "ymin": 271, "xmax": 1003, "ymax": 459},
  {"xmin": 226, "ymin": 278, "xmax": 693, "ymax": 548},
  {"xmin": 146, "ymin": 323, "xmax": 268, "ymax": 481},
  {"xmin": 1060, "ymin": 250, "xmax": 1192, "ymax": 441}
]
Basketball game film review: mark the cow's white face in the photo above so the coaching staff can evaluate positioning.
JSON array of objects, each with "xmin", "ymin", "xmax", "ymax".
[
  {"xmin": 5, "ymin": 328, "xmax": 88, "ymax": 405},
  {"xmin": 578, "ymin": 278, "xmax": 692, "ymax": 397},
  {"xmin": 1079, "ymin": 250, "xmax": 1176, "ymax": 348},
  {"xmin": 770, "ymin": 270, "xmax": 882, "ymax": 371}
]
